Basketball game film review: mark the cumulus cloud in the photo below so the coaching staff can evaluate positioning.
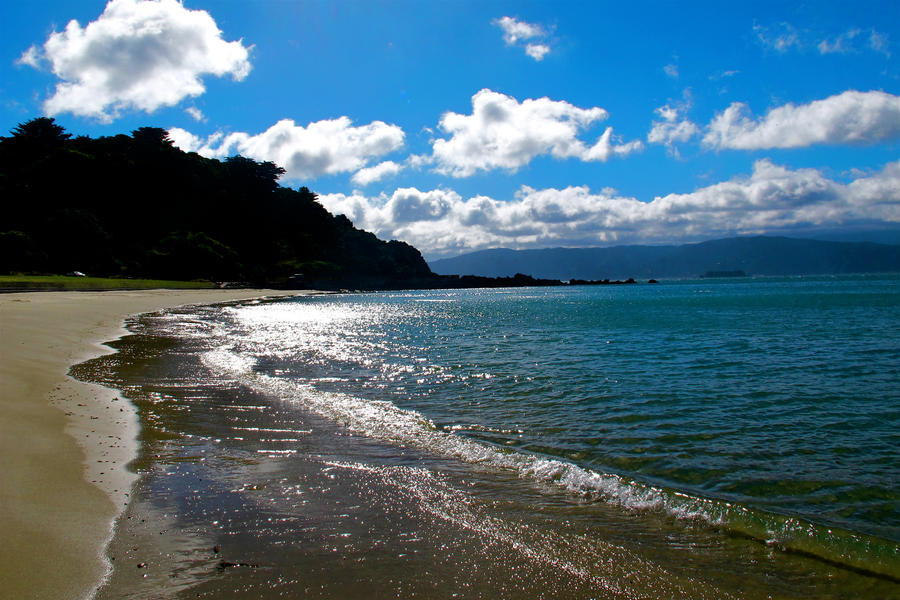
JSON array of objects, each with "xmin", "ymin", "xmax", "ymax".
[
  {"xmin": 648, "ymin": 103, "xmax": 700, "ymax": 152},
  {"xmin": 525, "ymin": 43, "xmax": 551, "ymax": 61},
  {"xmin": 702, "ymin": 90, "xmax": 900, "ymax": 150},
  {"xmin": 494, "ymin": 16, "xmax": 543, "ymax": 44},
  {"xmin": 351, "ymin": 160, "xmax": 403, "ymax": 186},
  {"xmin": 430, "ymin": 89, "xmax": 642, "ymax": 177},
  {"xmin": 170, "ymin": 117, "xmax": 405, "ymax": 180},
  {"xmin": 19, "ymin": 0, "xmax": 251, "ymax": 122},
  {"xmin": 493, "ymin": 16, "xmax": 552, "ymax": 61},
  {"xmin": 318, "ymin": 159, "xmax": 900, "ymax": 258}
]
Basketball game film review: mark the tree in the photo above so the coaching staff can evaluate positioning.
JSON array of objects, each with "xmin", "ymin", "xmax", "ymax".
[
  {"xmin": 224, "ymin": 155, "xmax": 286, "ymax": 194},
  {"xmin": 131, "ymin": 127, "xmax": 174, "ymax": 146},
  {"xmin": 149, "ymin": 231, "xmax": 242, "ymax": 281},
  {"xmin": 3, "ymin": 117, "xmax": 71, "ymax": 146}
]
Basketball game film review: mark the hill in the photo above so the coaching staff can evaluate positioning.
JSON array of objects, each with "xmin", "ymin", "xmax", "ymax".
[
  {"xmin": 0, "ymin": 118, "xmax": 432, "ymax": 288},
  {"xmin": 429, "ymin": 236, "xmax": 900, "ymax": 279}
]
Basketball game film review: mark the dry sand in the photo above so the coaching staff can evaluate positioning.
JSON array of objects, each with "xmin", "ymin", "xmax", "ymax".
[{"xmin": 0, "ymin": 289, "xmax": 307, "ymax": 600}]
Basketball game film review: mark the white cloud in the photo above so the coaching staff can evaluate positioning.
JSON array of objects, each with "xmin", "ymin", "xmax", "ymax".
[
  {"xmin": 318, "ymin": 159, "xmax": 900, "ymax": 259},
  {"xmin": 20, "ymin": 0, "xmax": 251, "ymax": 122},
  {"xmin": 709, "ymin": 70, "xmax": 739, "ymax": 80},
  {"xmin": 430, "ymin": 89, "xmax": 642, "ymax": 177},
  {"xmin": 754, "ymin": 22, "xmax": 801, "ymax": 53},
  {"xmin": 755, "ymin": 22, "xmax": 890, "ymax": 58},
  {"xmin": 16, "ymin": 46, "xmax": 43, "ymax": 69},
  {"xmin": 185, "ymin": 106, "xmax": 205, "ymax": 121},
  {"xmin": 406, "ymin": 153, "xmax": 433, "ymax": 169},
  {"xmin": 818, "ymin": 28, "xmax": 891, "ymax": 57},
  {"xmin": 663, "ymin": 64, "xmax": 679, "ymax": 79},
  {"xmin": 869, "ymin": 30, "xmax": 891, "ymax": 57},
  {"xmin": 818, "ymin": 29, "xmax": 861, "ymax": 54},
  {"xmin": 525, "ymin": 43, "xmax": 551, "ymax": 61},
  {"xmin": 703, "ymin": 90, "xmax": 900, "ymax": 150},
  {"xmin": 493, "ymin": 16, "xmax": 552, "ymax": 61},
  {"xmin": 648, "ymin": 103, "xmax": 700, "ymax": 151},
  {"xmin": 846, "ymin": 160, "xmax": 900, "ymax": 221},
  {"xmin": 170, "ymin": 117, "xmax": 405, "ymax": 180},
  {"xmin": 494, "ymin": 16, "xmax": 544, "ymax": 45},
  {"xmin": 351, "ymin": 160, "xmax": 403, "ymax": 186},
  {"xmin": 316, "ymin": 190, "xmax": 388, "ymax": 231}
]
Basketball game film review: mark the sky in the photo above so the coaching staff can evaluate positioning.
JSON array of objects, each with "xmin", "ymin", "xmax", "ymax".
[{"xmin": 3, "ymin": 0, "xmax": 900, "ymax": 260}]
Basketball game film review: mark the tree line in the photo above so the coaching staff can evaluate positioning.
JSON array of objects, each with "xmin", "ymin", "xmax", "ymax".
[{"xmin": 0, "ymin": 118, "xmax": 433, "ymax": 288}]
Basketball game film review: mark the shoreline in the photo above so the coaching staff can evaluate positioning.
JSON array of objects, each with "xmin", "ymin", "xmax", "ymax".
[
  {"xmin": 4, "ymin": 286, "xmax": 898, "ymax": 598},
  {"xmin": 0, "ymin": 289, "xmax": 308, "ymax": 600}
]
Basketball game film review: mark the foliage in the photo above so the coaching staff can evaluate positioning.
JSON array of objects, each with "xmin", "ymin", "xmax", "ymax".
[
  {"xmin": 0, "ymin": 275, "xmax": 214, "ymax": 291},
  {"xmin": 0, "ymin": 118, "xmax": 433, "ymax": 288}
]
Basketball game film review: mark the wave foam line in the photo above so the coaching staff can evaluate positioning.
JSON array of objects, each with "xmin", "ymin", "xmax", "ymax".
[{"xmin": 318, "ymin": 459, "xmax": 730, "ymax": 599}]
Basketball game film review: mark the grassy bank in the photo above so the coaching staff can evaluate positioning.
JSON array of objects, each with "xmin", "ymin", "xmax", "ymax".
[{"xmin": 0, "ymin": 275, "xmax": 216, "ymax": 291}]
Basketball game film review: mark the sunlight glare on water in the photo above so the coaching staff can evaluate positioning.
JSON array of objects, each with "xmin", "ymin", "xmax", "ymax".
[
  {"xmin": 78, "ymin": 278, "xmax": 900, "ymax": 598},
  {"xmin": 212, "ymin": 281, "xmax": 900, "ymax": 577}
]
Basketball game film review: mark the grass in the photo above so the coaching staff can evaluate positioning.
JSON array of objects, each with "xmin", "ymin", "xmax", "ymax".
[{"xmin": 0, "ymin": 275, "xmax": 216, "ymax": 291}]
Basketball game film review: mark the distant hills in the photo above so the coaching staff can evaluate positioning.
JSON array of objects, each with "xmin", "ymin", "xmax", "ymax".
[{"xmin": 428, "ymin": 236, "xmax": 900, "ymax": 280}]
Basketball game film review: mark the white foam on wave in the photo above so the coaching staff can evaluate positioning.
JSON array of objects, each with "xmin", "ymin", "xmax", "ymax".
[{"xmin": 200, "ymin": 347, "xmax": 728, "ymax": 526}]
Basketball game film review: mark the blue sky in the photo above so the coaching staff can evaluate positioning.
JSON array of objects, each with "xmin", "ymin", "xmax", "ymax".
[{"xmin": 3, "ymin": 0, "xmax": 899, "ymax": 259}]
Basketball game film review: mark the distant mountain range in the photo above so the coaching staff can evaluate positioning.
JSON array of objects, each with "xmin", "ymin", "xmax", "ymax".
[{"xmin": 428, "ymin": 236, "xmax": 900, "ymax": 280}]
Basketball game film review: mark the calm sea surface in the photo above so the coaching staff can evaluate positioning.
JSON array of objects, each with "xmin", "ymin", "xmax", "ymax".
[{"xmin": 83, "ymin": 275, "xmax": 900, "ymax": 598}]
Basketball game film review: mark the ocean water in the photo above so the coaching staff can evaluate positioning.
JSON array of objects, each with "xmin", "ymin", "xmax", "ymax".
[{"xmin": 81, "ymin": 276, "xmax": 900, "ymax": 598}]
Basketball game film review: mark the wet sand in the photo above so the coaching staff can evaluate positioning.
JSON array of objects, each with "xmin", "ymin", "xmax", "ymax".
[{"xmin": 0, "ymin": 290, "xmax": 307, "ymax": 600}]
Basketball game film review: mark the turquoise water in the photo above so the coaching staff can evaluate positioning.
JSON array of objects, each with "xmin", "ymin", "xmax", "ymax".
[{"xmin": 195, "ymin": 275, "xmax": 900, "ymax": 581}]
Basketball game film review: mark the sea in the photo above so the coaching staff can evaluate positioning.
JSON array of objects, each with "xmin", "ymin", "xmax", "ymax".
[{"xmin": 76, "ymin": 275, "xmax": 900, "ymax": 599}]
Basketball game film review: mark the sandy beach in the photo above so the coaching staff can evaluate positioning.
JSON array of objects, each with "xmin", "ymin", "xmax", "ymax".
[
  {"xmin": 4, "ymin": 287, "xmax": 897, "ymax": 600},
  {"xmin": 0, "ymin": 289, "xmax": 304, "ymax": 600}
]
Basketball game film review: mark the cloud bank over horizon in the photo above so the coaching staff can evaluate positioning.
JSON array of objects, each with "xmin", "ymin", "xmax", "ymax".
[
  {"xmin": 318, "ymin": 158, "xmax": 900, "ymax": 259},
  {"xmin": 12, "ymin": 2, "xmax": 898, "ymax": 258},
  {"xmin": 167, "ymin": 86, "xmax": 900, "ymax": 257}
]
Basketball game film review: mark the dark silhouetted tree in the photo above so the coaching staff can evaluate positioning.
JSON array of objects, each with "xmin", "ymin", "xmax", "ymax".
[
  {"xmin": 131, "ymin": 127, "xmax": 174, "ymax": 146},
  {"xmin": 3, "ymin": 117, "xmax": 71, "ymax": 148},
  {"xmin": 0, "ymin": 118, "xmax": 434, "ymax": 286}
]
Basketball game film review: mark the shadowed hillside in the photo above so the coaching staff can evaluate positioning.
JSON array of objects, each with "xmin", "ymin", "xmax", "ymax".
[{"xmin": 0, "ymin": 118, "xmax": 432, "ymax": 288}]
